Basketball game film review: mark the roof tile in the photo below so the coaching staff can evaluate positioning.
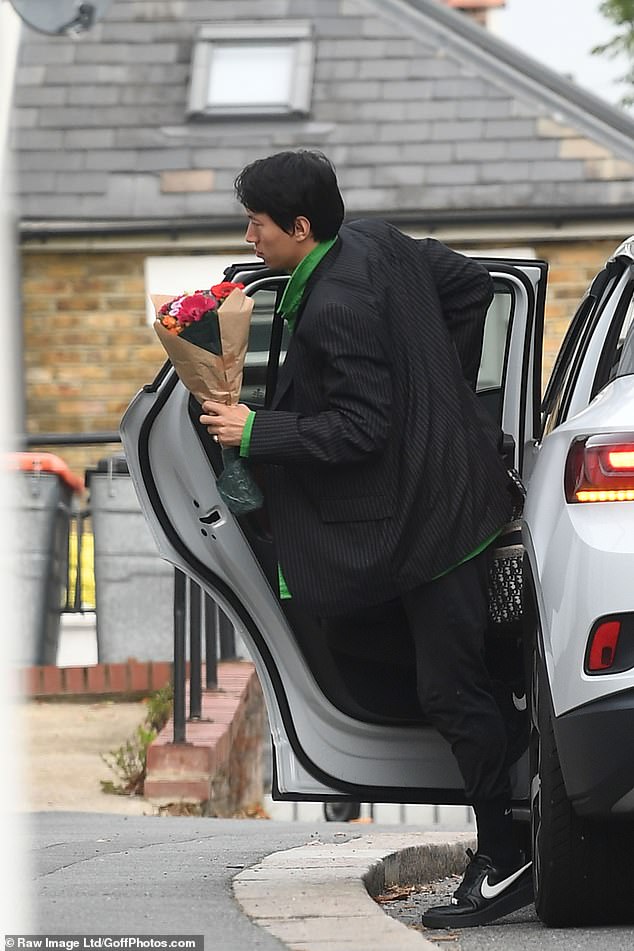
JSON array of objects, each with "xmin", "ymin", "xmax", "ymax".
[{"xmin": 11, "ymin": 0, "xmax": 634, "ymax": 228}]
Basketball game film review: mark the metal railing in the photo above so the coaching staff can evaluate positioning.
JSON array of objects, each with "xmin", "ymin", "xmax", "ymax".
[
  {"xmin": 172, "ymin": 571, "xmax": 238, "ymax": 739},
  {"xmin": 24, "ymin": 431, "xmax": 236, "ymax": 743}
]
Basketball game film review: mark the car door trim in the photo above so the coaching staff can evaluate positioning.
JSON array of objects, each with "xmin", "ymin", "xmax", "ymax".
[{"xmin": 477, "ymin": 260, "xmax": 545, "ymax": 469}]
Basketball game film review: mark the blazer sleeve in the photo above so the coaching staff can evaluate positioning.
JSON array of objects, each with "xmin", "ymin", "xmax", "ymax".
[
  {"xmin": 247, "ymin": 301, "xmax": 392, "ymax": 466},
  {"xmin": 421, "ymin": 237, "xmax": 494, "ymax": 390}
]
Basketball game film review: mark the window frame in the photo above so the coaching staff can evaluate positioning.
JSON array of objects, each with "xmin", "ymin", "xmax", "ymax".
[
  {"xmin": 591, "ymin": 271, "xmax": 634, "ymax": 397},
  {"xmin": 187, "ymin": 21, "xmax": 315, "ymax": 119},
  {"xmin": 540, "ymin": 260, "xmax": 624, "ymax": 437}
]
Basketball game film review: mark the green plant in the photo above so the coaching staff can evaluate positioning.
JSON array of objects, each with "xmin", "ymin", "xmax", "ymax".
[
  {"xmin": 144, "ymin": 684, "xmax": 175, "ymax": 733},
  {"xmin": 100, "ymin": 684, "xmax": 173, "ymax": 797},
  {"xmin": 593, "ymin": 0, "xmax": 634, "ymax": 107}
]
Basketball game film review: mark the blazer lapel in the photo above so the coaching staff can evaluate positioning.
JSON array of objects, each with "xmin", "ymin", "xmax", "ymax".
[
  {"xmin": 270, "ymin": 241, "xmax": 341, "ymax": 410},
  {"xmin": 270, "ymin": 342, "xmax": 296, "ymax": 409}
]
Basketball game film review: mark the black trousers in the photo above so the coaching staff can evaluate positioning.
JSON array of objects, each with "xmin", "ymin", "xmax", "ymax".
[
  {"xmin": 401, "ymin": 548, "xmax": 510, "ymax": 804},
  {"xmin": 313, "ymin": 546, "xmax": 511, "ymax": 804}
]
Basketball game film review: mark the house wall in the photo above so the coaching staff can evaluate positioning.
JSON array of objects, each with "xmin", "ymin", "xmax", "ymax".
[
  {"xmin": 534, "ymin": 239, "xmax": 615, "ymax": 380},
  {"xmin": 21, "ymin": 236, "xmax": 617, "ymax": 482},
  {"xmin": 22, "ymin": 248, "xmax": 158, "ymax": 482}
]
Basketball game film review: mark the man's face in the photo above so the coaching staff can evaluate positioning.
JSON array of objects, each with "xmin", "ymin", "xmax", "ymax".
[{"xmin": 244, "ymin": 209, "xmax": 309, "ymax": 271}]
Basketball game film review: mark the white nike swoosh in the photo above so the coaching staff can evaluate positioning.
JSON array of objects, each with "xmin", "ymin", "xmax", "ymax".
[{"xmin": 480, "ymin": 861, "xmax": 531, "ymax": 900}]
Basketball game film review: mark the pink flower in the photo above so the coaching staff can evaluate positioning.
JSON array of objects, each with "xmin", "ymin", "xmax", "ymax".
[
  {"xmin": 157, "ymin": 281, "xmax": 245, "ymax": 332},
  {"xmin": 176, "ymin": 292, "xmax": 217, "ymax": 325}
]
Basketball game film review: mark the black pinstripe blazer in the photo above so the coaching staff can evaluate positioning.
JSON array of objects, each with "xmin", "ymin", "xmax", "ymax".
[{"xmin": 248, "ymin": 219, "xmax": 514, "ymax": 615}]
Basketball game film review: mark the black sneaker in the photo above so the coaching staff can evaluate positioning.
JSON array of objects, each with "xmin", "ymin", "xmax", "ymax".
[{"xmin": 422, "ymin": 849, "xmax": 533, "ymax": 929}]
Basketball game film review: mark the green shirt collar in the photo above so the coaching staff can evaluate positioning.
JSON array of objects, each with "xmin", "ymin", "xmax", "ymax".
[{"xmin": 278, "ymin": 236, "xmax": 338, "ymax": 330}]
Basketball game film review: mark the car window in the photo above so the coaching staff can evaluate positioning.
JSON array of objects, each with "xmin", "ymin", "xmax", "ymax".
[
  {"xmin": 541, "ymin": 296, "xmax": 594, "ymax": 438},
  {"xmin": 473, "ymin": 277, "xmax": 517, "ymax": 428},
  {"xmin": 616, "ymin": 292, "xmax": 634, "ymax": 378},
  {"xmin": 541, "ymin": 262, "xmax": 622, "ymax": 437},
  {"xmin": 240, "ymin": 281, "xmax": 289, "ymax": 407},
  {"xmin": 477, "ymin": 280, "xmax": 513, "ymax": 392},
  {"xmin": 592, "ymin": 277, "xmax": 634, "ymax": 394}
]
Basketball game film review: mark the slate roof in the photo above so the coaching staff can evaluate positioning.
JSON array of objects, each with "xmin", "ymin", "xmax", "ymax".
[{"xmin": 10, "ymin": 0, "xmax": 634, "ymax": 233}]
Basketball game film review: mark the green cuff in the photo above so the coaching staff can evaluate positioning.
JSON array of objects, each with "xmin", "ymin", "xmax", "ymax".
[{"xmin": 239, "ymin": 410, "xmax": 256, "ymax": 458}]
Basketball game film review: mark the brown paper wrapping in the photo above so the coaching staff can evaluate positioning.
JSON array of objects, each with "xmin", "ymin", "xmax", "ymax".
[{"xmin": 151, "ymin": 287, "xmax": 255, "ymax": 405}]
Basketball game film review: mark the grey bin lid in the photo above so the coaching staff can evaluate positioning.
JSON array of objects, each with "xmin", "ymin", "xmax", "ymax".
[{"xmin": 85, "ymin": 454, "xmax": 129, "ymax": 486}]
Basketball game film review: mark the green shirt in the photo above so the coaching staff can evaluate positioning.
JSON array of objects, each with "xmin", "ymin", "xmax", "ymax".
[{"xmin": 239, "ymin": 237, "xmax": 337, "ymax": 460}]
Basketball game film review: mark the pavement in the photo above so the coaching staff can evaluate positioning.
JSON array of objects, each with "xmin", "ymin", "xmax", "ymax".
[
  {"xmin": 22, "ymin": 811, "xmax": 474, "ymax": 951},
  {"xmin": 20, "ymin": 698, "xmax": 156, "ymax": 815},
  {"xmin": 9, "ymin": 620, "xmax": 476, "ymax": 951}
]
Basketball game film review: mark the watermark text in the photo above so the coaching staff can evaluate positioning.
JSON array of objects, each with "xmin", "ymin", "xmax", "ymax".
[{"xmin": 5, "ymin": 938, "xmax": 203, "ymax": 951}]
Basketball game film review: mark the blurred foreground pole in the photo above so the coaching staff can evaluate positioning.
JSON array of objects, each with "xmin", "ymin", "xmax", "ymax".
[{"xmin": 0, "ymin": 0, "xmax": 32, "ymax": 931}]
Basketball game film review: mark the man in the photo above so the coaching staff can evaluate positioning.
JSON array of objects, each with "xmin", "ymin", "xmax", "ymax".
[{"xmin": 200, "ymin": 150, "xmax": 531, "ymax": 928}]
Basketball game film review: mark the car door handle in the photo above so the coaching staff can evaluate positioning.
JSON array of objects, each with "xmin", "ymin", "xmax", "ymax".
[{"xmin": 199, "ymin": 509, "xmax": 222, "ymax": 525}]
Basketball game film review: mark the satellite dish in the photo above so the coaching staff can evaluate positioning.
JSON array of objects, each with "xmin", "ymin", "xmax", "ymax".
[{"xmin": 11, "ymin": 0, "xmax": 113, "ymax": 36}]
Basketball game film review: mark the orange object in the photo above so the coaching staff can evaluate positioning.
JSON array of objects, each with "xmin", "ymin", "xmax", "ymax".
[
  {"xmin": 576, "ymin": 490, "xmax": 634, "ymax": 502},
  {"xmin": 7, "ymin": 451, "xmax": 85, "ymax": 494},
  {"xmin": 444, "ymin": 0, "xmax": 505, "ymax": 8}
]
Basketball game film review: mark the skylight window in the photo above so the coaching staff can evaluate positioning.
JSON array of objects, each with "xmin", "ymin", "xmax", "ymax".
[{"xmin": 188, "ymin": 22, "xmax": 314, "ymax": 118}]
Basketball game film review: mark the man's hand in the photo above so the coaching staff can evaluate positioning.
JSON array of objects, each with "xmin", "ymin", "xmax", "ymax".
[{"xmin": 200, "ymin": 401, "xmax": 251, "ymax": 447}]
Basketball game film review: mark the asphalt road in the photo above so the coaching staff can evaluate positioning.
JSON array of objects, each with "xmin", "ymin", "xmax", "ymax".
[
  {"xmin": 25, "ymin": 812, "xmax": 358, "ymax": 950},
  {"xmin": 383, "ymin": 873, "xmax": 634, "ymax": 950}
]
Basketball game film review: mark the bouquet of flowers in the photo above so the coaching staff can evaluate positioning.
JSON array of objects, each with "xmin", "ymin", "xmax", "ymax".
[{"xmin": 151, "ymin": 281, "xmax": 263, "ymax": 515}]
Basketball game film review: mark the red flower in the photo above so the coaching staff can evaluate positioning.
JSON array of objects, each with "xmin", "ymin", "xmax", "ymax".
[{"xmin": 211, "ymin": 281, "xmax": 245, "ymax": 300}]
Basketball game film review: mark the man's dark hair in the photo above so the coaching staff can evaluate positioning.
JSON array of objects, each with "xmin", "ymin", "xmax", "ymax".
[{"xmin": 234, "ymin": 150, "xmax": 345, "ymax": 241}]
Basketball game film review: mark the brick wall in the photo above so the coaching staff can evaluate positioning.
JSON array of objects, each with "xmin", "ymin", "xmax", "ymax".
[
  {"xmin": 22, "ymin": 248, "xmax": 164, "ymax": 482},
  {"xmin": 21, "ymin": 657, "xmax": 173, "ymax": 699},
  {"xmin": 21, "ymin": 236, "xmax": 616, "ymax": 480},
  {"xmin": 534, "ymin": 238, "xmax": 616, "ymax": 389}
]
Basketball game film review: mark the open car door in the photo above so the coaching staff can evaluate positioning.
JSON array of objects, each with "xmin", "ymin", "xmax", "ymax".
[{"xmin": 121, "ymin": 254, "xmax": 547, "ymax": 805}]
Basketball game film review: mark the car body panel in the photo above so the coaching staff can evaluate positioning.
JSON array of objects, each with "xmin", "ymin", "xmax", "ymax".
[
  {"xmin": 522, "ymin": 239, "xmax": 634, "ymax": 818},
  {"xmin": 553, "ymin": 686, "xmax": 634, "ymax": 816},
  {"xmin": 524, "ymin": 376, "xmax": 634, "ymax": 716}
]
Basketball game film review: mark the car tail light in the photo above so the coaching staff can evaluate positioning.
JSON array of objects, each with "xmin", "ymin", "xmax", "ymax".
[
  {"xmin": 564, "ymin": 434, "xmax": 634, "ymax": 503},
  {"xmin": 586, "ymin": 620, "xmax": 621, "ymax": 672},
  {"xmin": 585, "ymin": 614, "xmax": 634, "ymax": 675}
]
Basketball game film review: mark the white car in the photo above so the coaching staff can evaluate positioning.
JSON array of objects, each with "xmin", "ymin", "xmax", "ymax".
[
  {"xmin": 522, "ymin": 237, "xmax": 634, "ymax": 925},
  {"xmin": 121, "ymin": 236, "xmax": 634, "ymax": 926}
]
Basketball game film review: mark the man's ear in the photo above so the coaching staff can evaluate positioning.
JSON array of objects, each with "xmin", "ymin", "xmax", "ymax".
[{"xmin": 293, "ymin": 216, "xmax": 313, "ymax": 242}]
